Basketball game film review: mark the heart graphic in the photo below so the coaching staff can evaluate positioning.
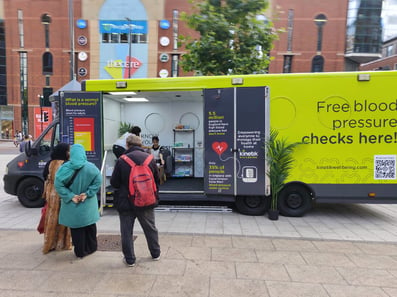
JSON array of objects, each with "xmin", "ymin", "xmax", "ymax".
[{"xmin": 212, "ymin": 142, "xmax": 228, "ymax": 156}]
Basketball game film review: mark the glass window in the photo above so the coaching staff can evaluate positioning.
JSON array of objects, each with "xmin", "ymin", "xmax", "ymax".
[
  {"xmin": 311, "ymin": 55, "xmax": 324, "ymax": 72},
  {"xmin": 283, "ymin": 55, "xmax": 293, "ymax": 73},
  {"xmin": 110, "ymin": 33, "xmax": 119, "ymax": 43},
  {"xmin": 131, "ymin": 34, "xmax": 139, "ymax": 43},
  {"xmin": 42, "ymin": 52, "xmax": 53, "ymax": 75},
  {"xmin": 102, "ymin": 33, "xmax": 147, "ymax": 44},
  {"xmin": 138, "ymin": 34, "xmax": 147, "ymax": 43},
  {"xmin": 386, "ymin": 45, "xmax": 394, "ymax": 56},
  {"xmin": 42, "ymin": 87, "xmax": 53, "ymax": 107},
  {"xmin": 120, "ymin": 33, "xmax": 128, "ymax": 43},
  {"xmin": 40, "ymin": 14, "xmax": 51, "ymax": 24},
  {"xmin": 36, "ymin": 123, "xmax": 58, "ymax": 156},
  {"xmin": 131, "ymin": 34, "xmax": 148, "ymax": 43},
  {"xmin": 345, "ymin": 0, "xmax": 383, "ymax": 54},
  {"xmin": 0, "ymin": 20, "xmax": 6, "ymax": 105},
  {"xmin": 41, "ymin": 14, "xmax": 51, "ymax": 48},
  {"xmin": 102, "ymin": 33, "xmax": 110, "ymax": 43}
]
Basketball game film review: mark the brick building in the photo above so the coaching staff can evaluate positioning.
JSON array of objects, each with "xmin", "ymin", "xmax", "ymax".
[
  {"xmin": 0, "ymin": 0, "xmax": 386, "ymax": 138},
  {"xmin": 269, "ymin": 0, "xmax": 349, "ymax": 73},
  {"xmin": 0, "ymin": 0, "xmax": 195, "ymax": 138},
  {"xmin": 269, "ymin": 0, "xmax": 384, "ymax": 73}
]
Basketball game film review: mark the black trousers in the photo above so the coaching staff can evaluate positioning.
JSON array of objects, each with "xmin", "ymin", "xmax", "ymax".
[{"xmin": 70, "ymin": 223, "xmax": 97, "ymax": 258}]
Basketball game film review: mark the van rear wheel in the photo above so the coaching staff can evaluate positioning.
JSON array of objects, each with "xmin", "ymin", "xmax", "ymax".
[
  {"xmin": 235, "ymin": 196, "xmax": 268, "ymax": 216},
  {"xmin": 278, "ymin": 184, "xmax": 311, "ymax": 217},
  {"xmin": 17, "ymin": 178, "xmax": 44, "ymax": 208}
]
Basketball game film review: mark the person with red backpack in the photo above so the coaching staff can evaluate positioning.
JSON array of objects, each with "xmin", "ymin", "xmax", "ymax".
[{"xmin": 110, "ymin": 135, "xmax": 161, "ymax": 267}]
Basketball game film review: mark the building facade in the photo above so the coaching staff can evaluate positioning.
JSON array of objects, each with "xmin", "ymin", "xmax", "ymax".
[
  {"xmin": 1, "ymin": 0, "xmax": 194, "ymax": 138},
  {"xmin": 360, "ymin": 36, "xmax": 397, "ymax": 70},
  {"xmin": 269, "ymin": 0, "xmax": 384, "ymax": 73},
  {"xmin": 0, "ymin": 0, "xmax": 388, "ymax": 138}
]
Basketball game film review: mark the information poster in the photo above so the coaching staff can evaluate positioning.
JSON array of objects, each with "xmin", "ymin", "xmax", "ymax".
[
  {"xmin": 204, "ymin": 87, "xmax": 267, "ymax": 196},
  {"xmin": 204, "ymin": 88, "xmax": 235, "ymax": 195},
  {"xmin": 60, "ymin": 91, "xmax": 103, "ymax": 169},
  {"xmin": 235, "ymin": 87, "xmax": 267, "ymax": 195}
]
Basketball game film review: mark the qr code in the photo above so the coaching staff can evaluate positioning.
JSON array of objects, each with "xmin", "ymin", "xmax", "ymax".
[{"xmin": 374, "ymin": 155, "xmax": 396, "ymax": 180}]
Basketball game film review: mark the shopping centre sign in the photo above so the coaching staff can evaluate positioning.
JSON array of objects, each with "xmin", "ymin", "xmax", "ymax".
[{"xmin": 105, "ymin": 57, "xmax": 142, "ymax": 78}]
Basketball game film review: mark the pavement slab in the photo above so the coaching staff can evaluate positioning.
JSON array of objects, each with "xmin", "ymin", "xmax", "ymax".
[{"xmin": 2, "ymin": 143, "xmax": 397, "ymax": 296}]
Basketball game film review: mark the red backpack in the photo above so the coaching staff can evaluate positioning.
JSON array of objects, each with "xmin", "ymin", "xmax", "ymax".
[{"xmin": 120, "ymin": 154, "xmax": 157, "ymax": 208}]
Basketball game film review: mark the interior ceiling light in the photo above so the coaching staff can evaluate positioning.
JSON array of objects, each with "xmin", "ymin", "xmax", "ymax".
[
  {"xmin": 109, "ymin": 91, "xmax": 136, "ymax": 95},
  {"xmin": 123, "ymin": 97, "xmax": 148, "ymax": 102}
]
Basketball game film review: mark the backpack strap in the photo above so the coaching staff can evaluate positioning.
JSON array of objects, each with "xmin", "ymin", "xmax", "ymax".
[
  {"xmin": 120, "ymin": 154, "xmax": 136, "ymax": 167},
  {"xmin": 143, "ymin": 154, "xmax": 154, "ymax": 166},
  {"xmin": 121, "ymin": 154, "xmax": 153, "ymax": 167}
]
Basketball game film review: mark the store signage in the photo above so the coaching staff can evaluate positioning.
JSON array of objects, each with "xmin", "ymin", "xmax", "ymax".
[
  {"xmin": 78, "ymin": 67, "xmax": 87, "ymax": 77},
  {"xmin": 99, "ymin": 20, "xmax": 147, "ymax": 34},
  {"xmin": 76, "ymin": 19, "xmax": 87, "ymax": 29},
  {"xmin": 159, "ymin": 53, "xmax": 169, "ymax": 62},
  {"xmin": 159, "ymin": 69, "xmax": 169, "ymax": 78},
  {"xmin": 77, "ymin": 35, "xmax": 88, "ymax": 46},
  {"xmin": 159, "ymin": 20, "xmax": 170, "ymax": 29},
  {"xmin": 160, "ymin": 36, "xmax": 170, "ymax": 46},
  {"xmin": 78, "ymin": 51, "xmax": 88, "ymax": 61}
]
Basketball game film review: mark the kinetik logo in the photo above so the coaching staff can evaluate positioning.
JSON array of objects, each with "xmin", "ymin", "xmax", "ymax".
[{"xmin": 239, "ymin": 150, "xmax": 259, "ymax": 157}]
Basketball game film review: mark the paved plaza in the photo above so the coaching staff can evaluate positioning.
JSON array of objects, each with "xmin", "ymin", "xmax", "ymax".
[{"xmin": 1, "ymin": 141, "xmax": 397, "ymax": 296}]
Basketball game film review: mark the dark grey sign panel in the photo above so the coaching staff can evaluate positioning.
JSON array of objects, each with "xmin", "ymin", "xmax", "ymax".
[
  {"xmin": 204, "ymin": 87, "xmax": 267, "ymax": 196},
  {"xmin": 204, "ymin": 88, "xmax": 235, "ymax": 195},
  {"xmin": 235, "ymin": 87, "xmax": 266, "ymax": 195},
  {"xmin": 60, "ymin": 91, "xmax": 103, "ymax": 169}
]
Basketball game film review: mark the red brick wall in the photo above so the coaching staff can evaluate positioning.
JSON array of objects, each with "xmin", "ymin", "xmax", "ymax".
[
  {"xmin": 270, "ymin": 0, "xmax": 348, "ymax": 73},
  {"xmin": 4, "ymin": 0, "xmax": 82, "ymax": 133}
]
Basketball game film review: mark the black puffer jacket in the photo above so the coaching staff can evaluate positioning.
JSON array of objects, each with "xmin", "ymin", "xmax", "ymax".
[{"xmin": 110, "ymin": 146, "xmax": 160, "ymax": 215}]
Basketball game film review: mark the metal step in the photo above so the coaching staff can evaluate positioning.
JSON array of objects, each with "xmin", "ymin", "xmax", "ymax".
[{"xmin": 155, "ymin": 205, "xmax": 232, "ymax": 213}]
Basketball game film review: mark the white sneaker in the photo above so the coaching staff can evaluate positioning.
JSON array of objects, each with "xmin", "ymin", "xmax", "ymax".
[{"xmin": 152, "ymin": 255, "xmax": 161, "ymax": 261}]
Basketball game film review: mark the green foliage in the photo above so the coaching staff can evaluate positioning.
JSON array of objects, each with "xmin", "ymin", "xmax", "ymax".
[
  {"xmin": 119, "ymin": 122, "xmax": 133, "ymax": 137},
  {"xmin": 180, "ymin": 0, "xmax": 278, "ymax": 75},
  {"xmin": 265, "ymin": 129, "xmax": 301, "ymax": 210}
]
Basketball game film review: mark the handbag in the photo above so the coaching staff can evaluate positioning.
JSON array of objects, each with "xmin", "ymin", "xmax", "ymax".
[{"xmin": 37, "ymin": 203, "xmax": 48, "ymax": 234}]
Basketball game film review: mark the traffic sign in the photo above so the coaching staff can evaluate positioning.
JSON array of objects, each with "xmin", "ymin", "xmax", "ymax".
[{"xmin": 78, "ymin": 67, "xmax": 87, "ymax": 77}]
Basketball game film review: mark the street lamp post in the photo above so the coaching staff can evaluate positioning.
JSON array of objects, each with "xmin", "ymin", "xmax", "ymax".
[{"xmin": 125, "ymin": 17, "xmax": 132, "ymax": 78}]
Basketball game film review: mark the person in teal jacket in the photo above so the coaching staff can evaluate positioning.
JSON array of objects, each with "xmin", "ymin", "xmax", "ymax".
[{"xmin": 55, "ymin": 144, "xmax": 102, "ymax": 258}]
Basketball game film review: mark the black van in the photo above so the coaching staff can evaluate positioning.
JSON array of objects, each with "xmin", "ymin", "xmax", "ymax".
[{"xmin": 3, "ymin": 121, "xmax": 60, "ymax": 207}]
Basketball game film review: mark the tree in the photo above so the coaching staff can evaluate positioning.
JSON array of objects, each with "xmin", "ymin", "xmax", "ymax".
[{"xmin": 180, "ymin": 0, "xmax": 278, "ymax": 75}]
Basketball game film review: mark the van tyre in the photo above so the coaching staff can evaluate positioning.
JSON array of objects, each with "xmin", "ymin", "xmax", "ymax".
[
  {"xmin": 278, "ymin": 184, "xmax": 312, "ymax": 217},
  {"xmin": 17, "ymin": 178, "xmax": 45, "ymax": 208},
  {"xmin": 235, "ymin": 196, "xmax": 268, "ymax": 216}
]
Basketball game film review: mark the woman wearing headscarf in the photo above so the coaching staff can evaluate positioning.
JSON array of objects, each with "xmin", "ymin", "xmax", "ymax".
[
  {"xmin": 55, "ymin": 144, "xmax": 102, "ymax": 258},
  {"xmin": 42, "ymin": 142, "xmax": 72, "ymax": 254}
]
